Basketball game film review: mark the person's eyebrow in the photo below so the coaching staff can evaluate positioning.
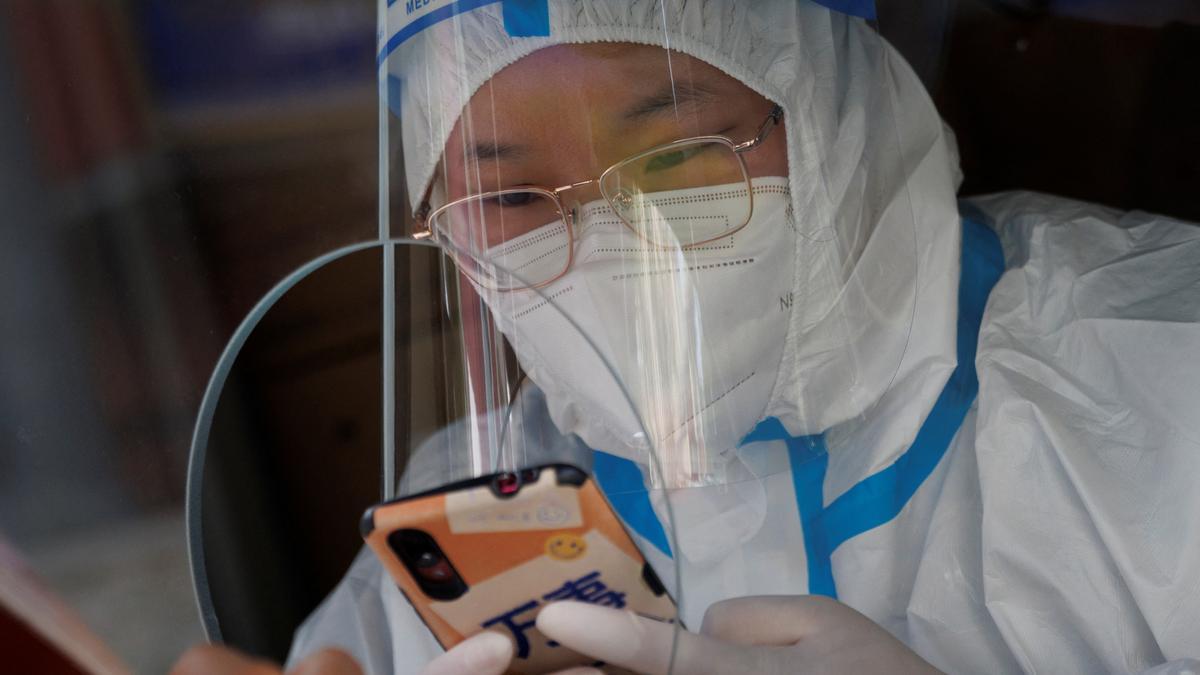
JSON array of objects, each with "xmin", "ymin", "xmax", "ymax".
[
  {"xmin": 467, "ymin": 141, "xmax": 528, "ymax": 163},
  {"xmin": 622, "ymin": 81, "xmax": 722, "ymax": 123}
]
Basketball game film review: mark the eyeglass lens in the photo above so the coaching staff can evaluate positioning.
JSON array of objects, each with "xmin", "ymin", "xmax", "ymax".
[{"xmin": 434, "ymin": 139, "xmax": 750, "ymax": 290}]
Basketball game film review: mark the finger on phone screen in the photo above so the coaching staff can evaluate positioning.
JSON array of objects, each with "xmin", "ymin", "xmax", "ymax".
[
  {"xmin": 288, "ymin": 648, "xmax": 363, "ymax": 675},
  {"xmin": 171, "ymin": 644, "xmax": 280, "ymax": 675}
]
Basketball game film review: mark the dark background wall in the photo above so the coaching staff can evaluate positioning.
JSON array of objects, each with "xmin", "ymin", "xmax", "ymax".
[{"xmin": 930, "ymin": 0, "xmax": 1200, "ymax": 221}]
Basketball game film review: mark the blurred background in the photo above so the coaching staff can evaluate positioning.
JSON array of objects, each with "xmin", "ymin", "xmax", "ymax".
[
  {"xmin": 0, "ymin": 0, "xmax": 1196, "ymax": 672},
  {"xmin": 0, "ymin": 0, "xmax": 377, "ymax": 670}
]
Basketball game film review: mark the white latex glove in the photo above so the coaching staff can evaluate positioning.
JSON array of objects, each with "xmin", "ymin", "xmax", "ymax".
[
  {"xmin": 535, "ymin": 595, "xmax": 943, "ymax": 675},
  {"xmin": 418, "ymin": 630, "xmax": 601, "ymax": 675}
]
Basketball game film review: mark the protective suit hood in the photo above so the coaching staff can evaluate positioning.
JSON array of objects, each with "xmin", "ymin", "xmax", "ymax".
[{"xmin": 385, "ymin": 0, "xmax": 962, "ymax": 482}]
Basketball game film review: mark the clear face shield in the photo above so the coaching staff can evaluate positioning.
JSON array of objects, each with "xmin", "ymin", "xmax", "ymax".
[
  {"xmin": 381, "ymin": 241, "xmax": 684, "ymax": 673},
  {"xmin": 190, "ymin": 239, "xmax": 681, "ymax": 670},
  {"xmin": 378, "ymin": 0, "xmax": 952, "ymax": 668}
]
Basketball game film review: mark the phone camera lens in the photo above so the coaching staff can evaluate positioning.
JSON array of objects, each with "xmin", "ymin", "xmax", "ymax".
[
  {"xmin": 389, "ymin": 529, "xmax": 468, "ymax": 600},
  {"xmin": 414, "ymin": 552, "xmax": 454, "ymax": 582},
  {"xmin": 495, "ymin": 472, "xmax": 520, "ymax": 496}
]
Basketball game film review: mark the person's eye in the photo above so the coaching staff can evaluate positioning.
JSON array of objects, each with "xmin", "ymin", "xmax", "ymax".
[
  {"xmin": 489, "ymin": 191, "xmax": 536, "ymax": 207},
  {"xmin": 642, "ymin": 144, "xmax": 708, "ymax": 173}
]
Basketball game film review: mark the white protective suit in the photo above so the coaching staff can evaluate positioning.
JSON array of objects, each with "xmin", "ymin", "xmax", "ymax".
[{"xmin": 288, "ymin": 1, "xmax": 1200, "ymax": 673}]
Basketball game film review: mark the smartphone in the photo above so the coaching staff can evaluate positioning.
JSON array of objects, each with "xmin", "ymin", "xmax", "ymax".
[{"xmin": 360, "ymin": 463, "xmax": 677, "ymax": 675}]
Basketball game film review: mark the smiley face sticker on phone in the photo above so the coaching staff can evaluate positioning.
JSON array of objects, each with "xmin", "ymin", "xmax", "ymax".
[{"xmin": 545, "ymin": 532, "xmax": 587, "ymax": 561}]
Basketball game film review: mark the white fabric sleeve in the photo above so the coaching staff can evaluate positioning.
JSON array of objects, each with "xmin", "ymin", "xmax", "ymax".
[
  {"xmin": 1140, "ymin": 659, "xmax": 1200, "ymax": 675},
  {"xmin": 285, "ymin": 547, "xmax": 397, "ymax": 675}
]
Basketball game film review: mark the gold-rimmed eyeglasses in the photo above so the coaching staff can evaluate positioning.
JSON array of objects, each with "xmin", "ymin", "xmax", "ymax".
[{"xmin": 414, "ymin": 105, "xmax": 783, "ymax": 292}]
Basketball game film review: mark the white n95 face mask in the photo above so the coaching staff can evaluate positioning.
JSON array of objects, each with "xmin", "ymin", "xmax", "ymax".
[{"xmin": 480, "ymin": 177, "xmax": 797, "ymax": 485}]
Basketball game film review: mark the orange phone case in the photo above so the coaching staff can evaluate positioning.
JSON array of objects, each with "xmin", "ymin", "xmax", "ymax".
[{"xmin": 361, "ymin": 464, "xmax": 676, "ymax": 675}]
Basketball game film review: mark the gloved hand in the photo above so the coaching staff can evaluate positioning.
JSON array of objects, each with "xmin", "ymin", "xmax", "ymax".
[
  {"xmin": 421, "ymin": 594, "xmax": 942, "ymax": 675},
  {"xmin": 418, "ymin": 630, "xmax": 600, "ymax": 675},
  {"xmin": 538, "ymin": 595, "xmax": 942, "ymax": 674}
]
